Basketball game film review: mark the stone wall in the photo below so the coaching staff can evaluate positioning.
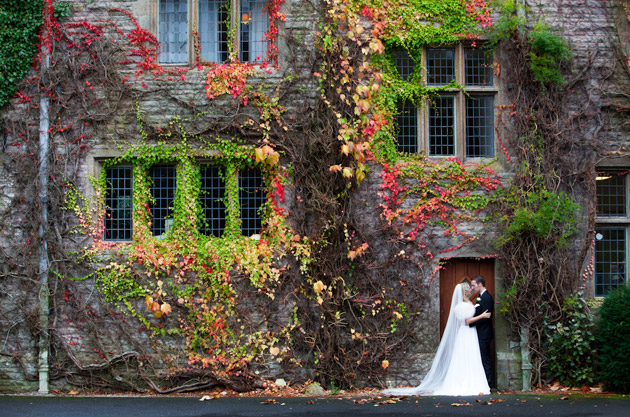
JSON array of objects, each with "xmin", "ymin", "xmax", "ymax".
[
  {"xmin": 0, "ymin": 0, "xmax": 627, "ymax": 393},
  {"xmin": 0, "ymin": 0, "xmax": 321, "ymax": 393}
]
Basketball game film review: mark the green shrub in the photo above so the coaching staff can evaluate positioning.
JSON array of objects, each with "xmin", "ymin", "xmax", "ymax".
[
  {"xmin": 597, "ymin": 285, "xmax": 630, "ymax": 393},
  {"xmin": 528, "ymin": 22, "xmax": 572, "ymax": 87},
  {"xmin": 498, "ymin": 188, "xmax": 579, "ymax": 248},
  {"xmin": 544, "ymin": 294, "xmax": 596, "ymax": 386}
]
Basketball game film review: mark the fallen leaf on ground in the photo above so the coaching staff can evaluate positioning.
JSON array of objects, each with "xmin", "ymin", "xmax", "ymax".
[
  {"xmin": 377, "ymin": 399, "xmax": 399, "ymax": 405},
  {"xmin": 199, "ymin": 393, "xmax": 220, "ymax": 401},
  {"xmin": 260, "ymin": 399, "xmax": 279, "ymax": 404}
]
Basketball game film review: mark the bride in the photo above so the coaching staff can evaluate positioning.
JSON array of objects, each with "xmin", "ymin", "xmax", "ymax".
[{"xmin": 383, "ymin": 282, "xmax": 491, "ymax": 396}]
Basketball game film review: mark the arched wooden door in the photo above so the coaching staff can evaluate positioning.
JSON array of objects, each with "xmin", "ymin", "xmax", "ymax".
[{"xmin": 439, "ymin": 258, "xmax": 495, "ymax": 337}]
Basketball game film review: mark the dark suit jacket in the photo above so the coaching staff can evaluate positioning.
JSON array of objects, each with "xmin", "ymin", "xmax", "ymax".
[{"xmin": 469, "ymin": 290, "xmax": 494, "ymax": 340}]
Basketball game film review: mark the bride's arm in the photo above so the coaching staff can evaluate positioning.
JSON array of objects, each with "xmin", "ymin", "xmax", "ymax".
[{"xmin": 465, "ymin": 310, "xmax": 491, "ymax": 325}]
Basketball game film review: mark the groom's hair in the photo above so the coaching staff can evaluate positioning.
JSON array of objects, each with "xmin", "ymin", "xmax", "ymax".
[{"xmin": 471, "ymin": 275, "xmax": 486, "ymax": 288}]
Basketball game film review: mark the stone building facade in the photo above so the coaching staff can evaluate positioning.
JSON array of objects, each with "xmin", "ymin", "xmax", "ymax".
[{"xmin": 0, "ymin": 0, "xmax": 628, "ymax": 393}]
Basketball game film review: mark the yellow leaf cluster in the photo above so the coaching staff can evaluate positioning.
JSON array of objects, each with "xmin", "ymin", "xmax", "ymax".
[{"xmin": 255, "ymin": 145, "xmax": 280, "ymax": 167}]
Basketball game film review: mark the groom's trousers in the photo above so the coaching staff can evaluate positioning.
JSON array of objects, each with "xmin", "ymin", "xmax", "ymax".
[{"xmin": 479, "ymin": 338, "xmax": 493, "ymax": 387}]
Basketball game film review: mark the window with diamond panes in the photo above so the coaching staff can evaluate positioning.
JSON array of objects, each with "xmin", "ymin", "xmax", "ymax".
[
  {"xmin": 597, "ymin": 174, "xmax": 627, "ymax": 217},
  {"xmin": 159, "ymin": 0, "xmax": 268, "ymax": 64},
  {"xmin": 104, "ymin": 166, "xmax": 133, "ymax": 241},
  {"xmin": 149, "ymin": 165, "xmax": 177, "ymax": 236},
  {"xmin": 595, "ymin": 227, "xmax": 627, "ymax": 297},
  {"xmin": 395, "ymin": 100, "xmax": 418, "ymax": 153},
  {"xmin": 426, "ymin": 48, "xmax": 455, "ymax": 86},
  {"xmin": 239, "ymin": 168, "xmax": 265, "ymax": 236},
  {"xmin": 465, "ymin": 95, "xmax": 494, "ymax": 157},
  {"xmin": 465, "ymin": 48, "xmax": 494, "ymax": 87},
  {"xmin": 200, "ymin": 165, "xmax": 226, "ymax": 237},
  {"xmin": 429, "ymin": 96, "xmax": 455, "ymax": 156}
]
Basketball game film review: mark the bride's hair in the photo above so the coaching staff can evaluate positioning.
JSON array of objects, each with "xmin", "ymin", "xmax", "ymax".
[{"xmin": 460, "ymin": 282, "xmax": 471, "ymax": 303}]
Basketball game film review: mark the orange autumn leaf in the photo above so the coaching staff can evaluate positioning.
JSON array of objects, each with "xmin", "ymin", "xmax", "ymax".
[
  {"xmin": 255, "ymin": 147, "xmax": 265, "ymax": 163},
  {"xmin": 161, "ymin": 302, "xmax": 172, "ymax": 315},
  {"xmin": 313, "ymin": 280, "xmax": 326, "ymax": 294},
  {"xmin": 145, "ymin": 295, "xmax": 153, "ymax": 311},
  {"xmin": 266, "ymin": 151, "xmax": 279, "ymax": 166}
]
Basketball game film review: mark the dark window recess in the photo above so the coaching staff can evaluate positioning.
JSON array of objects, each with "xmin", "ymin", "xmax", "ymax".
[
  {"xmin": 149, "ymin": 165, "xmax": 177, "ymax": 236},
  {"xmin": 104, "ymin": 166, "xmax": 133, "ymax": 241},
  {"xmin": 200, "ymin": 165, "xmax": 226, "ymax": 237},
  {"xmin": 597, "ymin": 174, "xmax": 627, "ymax": 217},
  {"xmin": 239, "ymin": 168, "xmax": 265, "ymax": 236}
]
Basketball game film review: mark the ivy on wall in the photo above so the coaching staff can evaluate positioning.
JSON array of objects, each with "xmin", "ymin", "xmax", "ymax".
[
  {"xmin": 8, "ymin": 0, "xmax": 504, "ymax": 391},
  {"xmin": 0, "ymin": 0, "xmax": 43, "ymax": 108},
  {"xmin": 488, "ymin": 0, "xmax": 599, "ymax": 387},
  {"xmin": 0, "ymin": 0, "xmax": 598, "ymax": 393}
]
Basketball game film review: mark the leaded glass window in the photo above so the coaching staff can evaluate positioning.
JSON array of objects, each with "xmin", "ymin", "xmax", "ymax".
[
  {"xmin": 239, "ymin": 168, "xmax": 265, "ymax": 236},
  {"xmin": 149, "ymin": 165, "xmax": 177, "ymax": 236},
  {"xmin": 104, "ymin": 166, "xmax": 133, "ymax": 241},
  {"xmin": 200, "ymin": 165, "xmax": 226, "ymax": 237}
]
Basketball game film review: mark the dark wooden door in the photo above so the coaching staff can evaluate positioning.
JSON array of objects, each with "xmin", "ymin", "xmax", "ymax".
[{"xmin": 439, "ymin": 258, "xmax": 495, "ymax": 337}]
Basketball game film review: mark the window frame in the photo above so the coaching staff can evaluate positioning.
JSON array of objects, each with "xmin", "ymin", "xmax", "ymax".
[
  {"xmin": 238, "ymin": 167, "xmax": 266, "ymax": 237},
  {"xmin": 393, "ymin": 44, "xmax": 497, "ymax": 160},
  {"xmin": 101, "ymin": 160, "xmax": 267, "ymax": 242},
  {"xmin": 595, "ymin": 170, "xmax": 630, "ymax": 297},
  {"xmin": 149, "ymin": 164, "xmax": 178, "ymax": 237},
  {"xmin": 103, "ymin": 165, "xmax": 134, "ymax": 242},
  {"xmin": 199, "ymin": 164, "xmax": 227, "ymax": 237},
  {"xmin": 157, "ymin": 0, "xmax": 270, "ymax": 65}
]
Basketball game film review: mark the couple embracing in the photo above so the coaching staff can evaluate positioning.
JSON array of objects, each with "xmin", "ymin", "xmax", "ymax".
[{"xmin": 384, "ymin": 276, "xmax": 494, "ymax": 396}]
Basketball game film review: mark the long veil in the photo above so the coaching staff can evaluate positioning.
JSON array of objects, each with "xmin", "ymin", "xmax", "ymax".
[{"xmin": 382, "ymin": 284, "xmax": 464, "ymax": 396}]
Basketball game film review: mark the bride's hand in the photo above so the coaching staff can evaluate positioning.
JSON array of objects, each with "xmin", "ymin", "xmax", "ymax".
[{"xmin": 482, "ymin": 310, "xmax": 491, "ymax": 319}]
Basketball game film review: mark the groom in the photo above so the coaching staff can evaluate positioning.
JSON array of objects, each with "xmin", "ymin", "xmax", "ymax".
[{"xmin": 469, "ymin": 275, "xmax": 494, "ymax": 387}]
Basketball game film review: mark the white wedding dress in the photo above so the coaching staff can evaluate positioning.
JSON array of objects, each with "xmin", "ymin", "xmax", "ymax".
[{"xmin": 383, "ymin": 284, "xmax": 490, "ymax": 396}]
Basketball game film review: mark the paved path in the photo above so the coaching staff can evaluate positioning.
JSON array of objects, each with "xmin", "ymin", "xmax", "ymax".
[{"xmin": 1, "ymin": 393, "xmax": 629, "ymax": 416}]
